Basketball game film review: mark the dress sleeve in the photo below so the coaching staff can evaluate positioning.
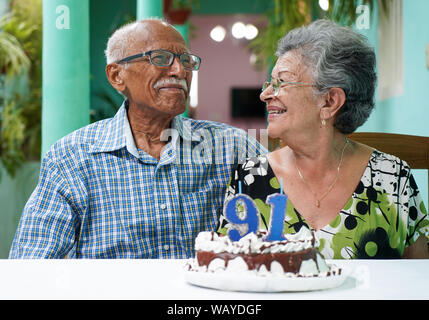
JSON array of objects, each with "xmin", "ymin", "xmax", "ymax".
[
  {"xmin": 406, "ymin": 172, "xmax": 429, "ymax": 246},
  {"xmin": 8, "ymin": 154, "xmax": 80, "ymax": 258}
]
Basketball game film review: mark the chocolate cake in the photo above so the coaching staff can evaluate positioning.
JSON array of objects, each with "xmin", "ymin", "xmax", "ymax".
[{"xmin": 186, "ymin": 227, "xmax": 341, "ymax": 277}]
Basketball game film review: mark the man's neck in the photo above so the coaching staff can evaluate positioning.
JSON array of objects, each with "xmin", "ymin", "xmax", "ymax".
[{"xmin": 126, "ymin": 101, "xmax": 174, "ymax": 159}]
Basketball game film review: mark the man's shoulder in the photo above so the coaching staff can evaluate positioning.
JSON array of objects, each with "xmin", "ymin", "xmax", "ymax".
[
  {"xmin": 45, "ymin": 117, "xmax": 115, "ymax": 160},
  {"xmin": 180, "ymin": 117, "xmax": 267, "ymax": 156},
  {"xmin": 182, "ymin": 117, "xmax": 248, "ymax": 136}
]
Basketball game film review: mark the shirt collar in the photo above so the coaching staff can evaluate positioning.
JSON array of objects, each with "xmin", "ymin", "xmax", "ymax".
[
  {"xmin": 88, "ymin": 101, "xmax": 128, "ymax": 154},
  {"xmin": 171, "ymin": 113, "xmax": 191, "ymax": 140},
  {"xmin": 89, "ymin": 100, "xmax": 189, "ymax": 157}
]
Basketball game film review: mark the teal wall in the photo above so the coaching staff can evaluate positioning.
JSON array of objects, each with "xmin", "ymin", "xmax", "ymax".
[
  {"xmin": 0, "ymin": 163, "xmax": 40, "ymax": 258},
  {"xmin": 359, "ymin": 0, "xmax": 429, "ymax": 206}
]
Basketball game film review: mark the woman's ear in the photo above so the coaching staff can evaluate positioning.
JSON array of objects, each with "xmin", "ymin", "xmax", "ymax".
[
  {"xmin": 106, "ymin": 63, "xmax": 126, "ymax": 92},
  {"xmin": 320, "ymin": 87, "xmax": 346, "ymax": 119}
]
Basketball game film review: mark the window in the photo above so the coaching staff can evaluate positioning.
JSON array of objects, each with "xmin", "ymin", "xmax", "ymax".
[{"xmin": 378, "ymin": 0, "xmax": 403, "ymax": 100}]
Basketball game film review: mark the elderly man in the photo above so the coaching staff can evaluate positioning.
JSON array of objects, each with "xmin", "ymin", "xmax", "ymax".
[{"xmin": 9, "ymin": 19, "xmax": 265, "ymax": 258}]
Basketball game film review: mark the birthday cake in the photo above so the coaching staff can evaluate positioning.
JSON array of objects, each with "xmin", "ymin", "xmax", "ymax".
[
  {"xmin": 186, "ymin": 190, "xmax": 343, "ymax": 291},
  {"xmin": 186, "ymin": 227, "xmax": 341, "ymax": 278}
]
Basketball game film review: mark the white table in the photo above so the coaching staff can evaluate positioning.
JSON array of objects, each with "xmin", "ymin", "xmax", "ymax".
[{"xmin": 0, "ymin": 259, "xmax": 427, "ymax": 300}]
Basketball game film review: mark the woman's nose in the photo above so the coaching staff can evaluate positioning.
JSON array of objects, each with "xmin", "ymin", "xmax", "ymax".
[{"xmin": 260, "ymin": 87, "xmax": 273, "ymax": 103}]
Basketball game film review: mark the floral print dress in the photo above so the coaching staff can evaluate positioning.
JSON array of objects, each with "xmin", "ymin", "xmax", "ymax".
[{"xmin": 218, "ymin": 151, "xmax": 429, "ymax": 259}]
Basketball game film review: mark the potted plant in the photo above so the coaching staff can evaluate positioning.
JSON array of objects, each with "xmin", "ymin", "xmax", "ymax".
[{"xmin": 163, "ymin": 0, "xmax": 199, "ymax": 25}]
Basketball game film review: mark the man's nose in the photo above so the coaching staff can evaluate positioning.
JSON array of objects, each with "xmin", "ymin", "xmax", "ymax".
[{"xmin": 168, "ymin": 57, "xmax": 186, "ymax": 78}]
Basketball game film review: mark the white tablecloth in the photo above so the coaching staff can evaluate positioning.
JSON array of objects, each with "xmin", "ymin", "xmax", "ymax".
[{"xmin": 0, "ymin": 259, "xmax": 427, "ymax": 300}]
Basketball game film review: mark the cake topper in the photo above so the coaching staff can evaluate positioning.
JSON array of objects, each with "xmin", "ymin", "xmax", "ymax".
[{"xmin": 224, "ymin": 179, "xmax": 288, "ymax": 242}]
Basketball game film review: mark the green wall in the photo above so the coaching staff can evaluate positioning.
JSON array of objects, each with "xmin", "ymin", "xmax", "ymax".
[
  {"xmin": 0, "ymin": 163, "xmax": 40, "ymax": 258},
  {"xmin": 359, "ymin": 0, "xmax": 429, "ymax": 206},
  {"xmin": 194, "ymin": 0, "xmax": 269, "ymax": 15}
]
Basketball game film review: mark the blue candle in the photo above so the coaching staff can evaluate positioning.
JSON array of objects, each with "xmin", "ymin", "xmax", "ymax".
[
  {"xmin": 263, "ymin": 193, "xmax": 288, "ymax": 241},
  {"xmin": 224, "ymin": 193, "xmax": 258, "ymax": 241}
]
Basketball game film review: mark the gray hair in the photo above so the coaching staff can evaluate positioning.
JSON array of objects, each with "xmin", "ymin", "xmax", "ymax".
[
  {"xmin": 104, "ymin": 18, "xmax": 165, "ymax": 98},
  {"xmin": 276, "ymin": 19, "xmax": 377, "ymax": 134},
  {"xmin": 104, "ymin": 17, "xmax": 164, "ymax": 64}
]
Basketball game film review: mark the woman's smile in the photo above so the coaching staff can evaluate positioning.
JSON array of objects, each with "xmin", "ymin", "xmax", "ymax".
[{"xmin": 266, "ymin": 105, "xmax": 287, "ymax": 121}]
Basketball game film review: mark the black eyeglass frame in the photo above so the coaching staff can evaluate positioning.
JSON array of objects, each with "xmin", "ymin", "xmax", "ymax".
[{"xmin": 115, "ymin": 49, "xmax": 201, "ymax": 71}]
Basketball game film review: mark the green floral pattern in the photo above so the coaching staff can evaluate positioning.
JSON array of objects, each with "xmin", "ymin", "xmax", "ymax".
[{"xmin": 219, "ymin": 151, "xmax": 429, "ymax": 259}]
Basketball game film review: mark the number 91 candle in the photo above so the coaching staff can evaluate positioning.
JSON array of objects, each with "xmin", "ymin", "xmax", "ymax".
[{"xmin": 224, "ymin": 181, "xmax": 288, "ymax": 241}]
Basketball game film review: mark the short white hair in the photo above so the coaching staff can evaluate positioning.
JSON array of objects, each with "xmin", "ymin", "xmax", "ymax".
[{"xmin": 104, "ymin": 18, "xmax": 164, "ymax": 64}]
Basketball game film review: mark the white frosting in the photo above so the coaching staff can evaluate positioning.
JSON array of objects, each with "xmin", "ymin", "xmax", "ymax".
[
  {"xmin": 258, "ymin": 264, "xmax": 269, "ymax": 276},
  {"xmin": 299, "ymin": 259, "xmax": 318, "ymax": 276},
  {"xmin": 195, "ymin": 226, "xmax": 315, "ymax": 255},
  {"xmin": 225, "ymin": 257, "xmax": 248, "ymax": 272},
  {"xmin": 270, "ymin": 261, "xmax": 284, "ymax": 276},
  {"xmin": 316, "ymin": 253, "xmax": 330, "ymax": 274},
  {"xmin": 207, "ymin": 258, "xmax": 225, "ymax": 272},
  {"xmin": 188, "ymin": 227, "xmax": 341, "ymax": 278}
]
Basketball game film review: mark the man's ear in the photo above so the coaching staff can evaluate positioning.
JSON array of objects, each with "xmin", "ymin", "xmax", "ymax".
[
  {"xmin": 320, "ymin": 87, "xmax": 346, "ymax": 120},
  {"xmin": 106, "ymin": 63, "xmax": 126, "ymax": 92}
]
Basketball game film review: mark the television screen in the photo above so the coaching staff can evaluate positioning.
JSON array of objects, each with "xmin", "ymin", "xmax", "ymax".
[{"xmin": 231, "ymin": 87, "xmax": 266, "ymax": 118}]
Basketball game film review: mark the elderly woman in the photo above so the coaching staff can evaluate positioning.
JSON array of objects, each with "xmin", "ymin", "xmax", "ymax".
[{"xmin": 218, "ymin": 19, "xmax": 429, "ymax": 259}]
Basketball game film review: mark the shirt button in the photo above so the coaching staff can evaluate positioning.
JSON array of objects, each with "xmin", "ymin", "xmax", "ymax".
[
  {"xmin": 163, "ymin": 244, "xmax": 170, "ymax": 251},
  {"xmin": 160, "ymin": 203, "xmax": 167, "ymax": 210}
]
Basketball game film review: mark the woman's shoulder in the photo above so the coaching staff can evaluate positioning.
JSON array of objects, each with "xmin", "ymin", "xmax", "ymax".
[
  {"xmin": 362, "ymin": 150, "xmax": 415, "ymax": 195},
  {"xmin": 233, "ymin": 155, "xmax": 273, "ymax": 187},
  {"xmin": 369, "ymin": 149, "xmax": 411, "ymax": 172},
  {"xmin": 236, "ymin": 155, "xmax": 270, "ymax": 173}
]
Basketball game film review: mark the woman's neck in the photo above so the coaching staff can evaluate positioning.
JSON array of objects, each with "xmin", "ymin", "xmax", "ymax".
[{"xmin": 275, "ymin": 131, "xmax": 349, "ymax": 178}]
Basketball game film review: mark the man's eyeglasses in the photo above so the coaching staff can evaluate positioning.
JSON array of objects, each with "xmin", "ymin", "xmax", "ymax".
[
  {"xmin": 116, "ymin": 49, "xmax": 201, "ymax": 71},
  {"xmin": 262, "ymin": 79, "xmax": 315, "ymax": 96}
]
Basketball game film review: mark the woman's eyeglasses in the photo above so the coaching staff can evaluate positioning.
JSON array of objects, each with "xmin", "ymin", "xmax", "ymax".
[{"xmin": 262, "ymin": 79, "xmax": 315, "ymax": 96}]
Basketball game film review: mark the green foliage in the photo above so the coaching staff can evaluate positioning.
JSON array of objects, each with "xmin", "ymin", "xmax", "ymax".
[
  {"xmin": 248, "ymin": 0, "xmax": 311, "ymax": 71},
  {"xmin": 0, "ymin": 14, "xmax": 30, "ymax": 79},
  {"xmin": 0, "ymin": 0, "xmax": 42, "ymax": 179},
  {"xmin": 326, "ymin": 0, "xmax": 374, "ymax": 25},
  {"xmin": 248, "ymin": 0, "xmax": 382, "ymax": 71}
]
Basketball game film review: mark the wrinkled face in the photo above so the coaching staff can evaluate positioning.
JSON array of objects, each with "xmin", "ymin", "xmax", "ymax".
[
  {"xmin": 119, "ymin": 21, "xmax": 193, "ymax": 117},
  {"xmin": 260, "ymin": 50, "xmax": 323, "ymax": 139}
]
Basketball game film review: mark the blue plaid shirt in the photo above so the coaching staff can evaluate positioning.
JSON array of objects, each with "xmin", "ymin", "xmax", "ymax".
[{"xmin": 9, "ymin": 101, "xmax": 266, "ymax": 258}]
